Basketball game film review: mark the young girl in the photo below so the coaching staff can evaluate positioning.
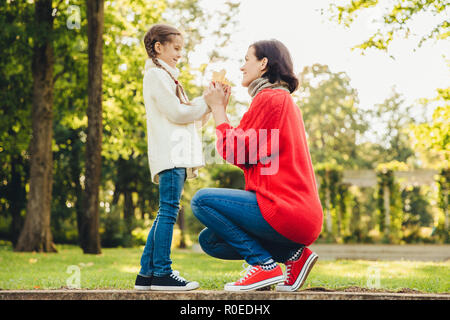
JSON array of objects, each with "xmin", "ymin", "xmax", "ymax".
[{"xmin": 134, "ymin": 24, "xmax": 211, "ymax": 291}]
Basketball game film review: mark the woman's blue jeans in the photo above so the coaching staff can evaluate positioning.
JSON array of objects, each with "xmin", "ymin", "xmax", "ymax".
[
  {"xmin": 191, "ymin": 188, "xmax": 303, "ymax": 265},
  {"xmin": 139, "ymin": 168, "xmax": 186, "ymax": 277}
]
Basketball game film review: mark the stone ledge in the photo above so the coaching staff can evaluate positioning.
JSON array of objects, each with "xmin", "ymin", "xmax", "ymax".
[{"xmin": 0, "ymin": 290, "xmax": 448, "ymax": 300}]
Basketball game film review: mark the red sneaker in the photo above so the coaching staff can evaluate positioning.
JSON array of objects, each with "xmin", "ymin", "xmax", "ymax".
[
  {"xmin": 276, "ymin": 247, "xmax": 318, "ymax": 292},
  {"xmin": 224, "ymin": 264, "xmax": 284, "ymax": 291}
]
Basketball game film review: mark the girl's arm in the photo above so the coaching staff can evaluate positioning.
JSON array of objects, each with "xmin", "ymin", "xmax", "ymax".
[
  {"xmin": 144, "ymin": 69, "xmax": 209, "ymax": 124},
  {"xmin": 191, "ymin": 96, "xmax": 212, "ymax": 128},
  {"xmin": 195, "ymin": 110, "xmax": 212, "ymax": 128}
]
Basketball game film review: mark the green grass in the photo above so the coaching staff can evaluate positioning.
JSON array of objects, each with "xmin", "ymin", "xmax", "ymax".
[{"xmin": 0, "ymin": 243, "xmax": 448, "ymax": 293}]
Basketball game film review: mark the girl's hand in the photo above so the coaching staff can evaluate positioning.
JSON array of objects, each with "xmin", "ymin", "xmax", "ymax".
[{"xmin": 204, "ymin": 82, "xmax": 227, "ymax": 111}]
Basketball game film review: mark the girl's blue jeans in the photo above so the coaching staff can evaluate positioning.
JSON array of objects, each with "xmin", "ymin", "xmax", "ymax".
[
  {"xmin": 139, "ymin": 168, "xmax": 186, "ymax": 277},
  {"xmin": 191, "ymin": 188, "xmax": 303, "ymax": 266}
]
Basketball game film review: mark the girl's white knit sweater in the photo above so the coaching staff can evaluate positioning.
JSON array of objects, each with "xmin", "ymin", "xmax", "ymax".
[{"xmin": 143, "ymin": 58, "xmax": 210, "ymax": 184}]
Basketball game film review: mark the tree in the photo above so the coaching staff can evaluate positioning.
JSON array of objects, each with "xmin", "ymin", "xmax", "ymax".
[
  {"xmin": 48, "ymin": 0, "xmax": 89, "ymax": 246},
  {"xmin": 367, "ymin": 88, "xmax": 416, "ymax": 164},
  {"xmin": 99, "ymin": 0, "xmax": 240, "ymax": 239},
  {"xmin": 328, "ymin": 0, "xmax": 449, "ymax": 167},
  {"xmin": 294, "ymin": 64, "xmax": 368, "ymax": 168},
  {"xmin": 410, "ymin": 87, "xmax": 449, "ymax": 169},
  {"xmin": 1, "ymin": 0, "xmax": 241, "ymax": 248},
  {"xmin": 79, "ymin": 0, "xmax": 104, "ymax": 254},
  {"xmin": 0, "ymin": 1, "xmax": 34, "ymax": 246},
  {"xmin": 410, "ymin": 87, "xmax": 449, "ymax": 238},
  {"xmin": 15, "ymin": 0, "xmax": 57, "ymax": 252},
  {"xmin": 329, "ymin": 0, "xmax": 449, "ymax": 52}
]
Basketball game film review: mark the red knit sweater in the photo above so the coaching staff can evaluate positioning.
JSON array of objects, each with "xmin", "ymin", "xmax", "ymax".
[{"xmin": 216, "ymin": 88, "xmax": 323, "ymax": 246}]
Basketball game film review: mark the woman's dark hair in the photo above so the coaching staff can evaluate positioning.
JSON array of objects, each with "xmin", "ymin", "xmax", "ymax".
[{"xmin": 251, "ymin": 39, "xmax": 299, "ymax": 93}]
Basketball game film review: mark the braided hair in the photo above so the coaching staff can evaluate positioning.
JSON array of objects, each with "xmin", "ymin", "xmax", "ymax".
[{"xmin": 144, "ymin": 24, "xmax": 190, "ymax": 105}]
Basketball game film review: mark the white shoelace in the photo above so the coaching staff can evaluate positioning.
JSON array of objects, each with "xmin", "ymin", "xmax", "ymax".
[
  {"xmin": 284, "ymin": 263, "xmax": 293, "ymax": 284},
  {"xmin": 237, "ymin": 263, "xmax": 258, "ymax": 283},
  {"xmin": 170, "ymin": 270, "xmax": 187, "ymax": 283}
]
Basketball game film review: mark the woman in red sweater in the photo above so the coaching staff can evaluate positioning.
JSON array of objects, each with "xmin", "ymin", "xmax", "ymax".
[{"xmin": 191, "ymin": 39, "xmax": 323, "ymax": 291}]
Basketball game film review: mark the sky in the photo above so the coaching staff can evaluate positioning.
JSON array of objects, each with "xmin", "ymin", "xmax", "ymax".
[{"xmin": 191, "ymin": 0, "xmax": 449, "ymax": 117}]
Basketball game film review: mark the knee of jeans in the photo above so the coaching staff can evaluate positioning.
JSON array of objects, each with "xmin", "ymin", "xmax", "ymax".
[
  {"xmin": 191, "ymin": 188, "xmax": 207, "ymax": 205},
  {"xmin": 198, "ymin": 228, "xmax": 214, "ymax": 253},
  {"xmin": 198, "ymin": 228, "xmax": 209, "ymax": 245},
  {"xmin": 191, "ymin": 189, "xmax": 210, "ymax": 216},
  {"xmin": 157, "ymin": 204, "xmax": 179, "ymax": 223}
]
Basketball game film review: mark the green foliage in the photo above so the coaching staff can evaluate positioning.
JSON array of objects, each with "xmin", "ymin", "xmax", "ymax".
[
  {"xmin": 315, "ymin": 163, "xmax": 349, "ymax": 241},
  {"xmin": 0, "ymin": 1, "xmax": 34, "ymax": 154},
  {"xmin": 0, "ymin": 1, "xmax": 36, "ymax": 245},
  {"xmin": 100, "ymin": 204, "xmax": 133, "ymax": 248},
  {"xmin": 0, "ymin": 0, "xmax": 446, "ymax": 247},
  {"xmin": 329, "ymin": 0, "xmax": 450, "ymax": 51},
  {"xmin": 0, "ymin": 0, "xmax": 241, "ymax": 247},
  {"xmin": 295, "ymin": 64, "xmax": 368, "ymax": 168},
  {"xmin": 401, "ymin": 185, "xmax": 434, "ymax": 243},
  {"xmin": 337, "ymin": 183, "xmax": 352, "ymax": 238},
  {"xmin": 101, "ymin": 0, "xmax": 167, "ymax": 161},
  {"xmin": 208, "ymin": 164, "xmax": 245, "ymax": 190},
  {"xmin": 326, "ymin": 0, "xmax": 448, "ymax": 243},
  {"xmin": 343, "ymin": 187, "xmax": 377, "ymax": 243},
  {"xmin": 316, "ymin": 163, "xmax": 344, "ymax": 209},
  {"xmin": 433, "ymin": 168, "xmax": 450, "ymax": 243},
  {"xmin": 410, "ymin": 87, "xmax": 450, "ymax": 169},
  {"xmin": 367, "ymin": 89, "xmax": 416, "ymax": 164},
  {"xmin": 376, "ymin": 161, "xmax": 408, "ymax": 243}
]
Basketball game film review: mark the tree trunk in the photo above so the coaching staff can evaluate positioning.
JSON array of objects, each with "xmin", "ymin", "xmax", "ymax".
[
  {"xmin": 69, "ymin": 129, "xmax": 84, "ymax": 242},
  {"xmin": 444, "ymin": 186, "xmax": 448, "ymax": 230},
  {"xmin": 9, "ymin": 155, "xmax": 27, "ymax": 246},
  {"xmin": 123, "ymin": 190, "xmax": 135, "ymax": 232},
  {"xmin": 177, "ymin": 206, "xmax": 186, "ymax": 249},
  {"xmin": 112, "ymin": 186, "xmax": 121, "ymax": 205},
  {"xmin": 15, "ymin": 0, "xmax": 56, "ymax": 252},
  {"xmin": 383, "ymin": 185, "xmax": 391, "ymax": 236},
  {"xmin": 80, "ymin": 0, "xmax": 104, "ymax": 254},
  {"xmin": 325, "ymin": 173, "xmax": 332, "ymax": 234}
]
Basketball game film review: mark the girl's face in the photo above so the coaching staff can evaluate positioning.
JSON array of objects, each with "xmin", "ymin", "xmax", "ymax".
[
  {"xmin": 240, "ymin": 46, "xmax": 268, "ymax": 87},
  {"xmin": 155, "ymin": 35, "xmax": 184, "ymax": 69}
]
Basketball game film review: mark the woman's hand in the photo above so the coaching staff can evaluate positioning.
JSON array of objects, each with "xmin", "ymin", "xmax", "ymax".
[
  {"xmin": 204, "ymin": 82, "xmax": 228, "ymax": 111},
  {"xmin": 204, "ymin": 82, "xmax": 230, "ymax": 126},
  {"xmin": 223, "ymin": 84, "xmax": 231, "ymax": 109}
]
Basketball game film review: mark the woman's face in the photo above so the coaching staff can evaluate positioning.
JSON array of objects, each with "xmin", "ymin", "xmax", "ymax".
[{"xmin": 240, "ymin": 46, "xmax": 267, "ymax": 87}]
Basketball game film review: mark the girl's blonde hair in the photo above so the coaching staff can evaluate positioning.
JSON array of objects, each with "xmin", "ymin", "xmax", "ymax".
[{"xmin": 144, "ymin": 24, "xmax": 190, "ymax": 104}]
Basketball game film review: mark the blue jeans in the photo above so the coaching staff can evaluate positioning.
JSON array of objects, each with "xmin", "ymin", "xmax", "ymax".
[
  {"xmin": 139, "ymin": 168, "xmax": 186, "ymax": 277},
  {"xmin": 191, "ymin": 188, "xmax": 303, "ymax": 265}
]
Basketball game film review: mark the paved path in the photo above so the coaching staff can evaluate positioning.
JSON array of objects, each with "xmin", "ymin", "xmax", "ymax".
[
  {"xmin": 192, "ymin": 244, "xmax": 450, "ymax": 261},
  {"xmin": 308, "ymin": 244, "xmax": 450, "ymax": 261},
  {"xmin": 0, "ymin": 289, "xmax": 448, "ymax": 300}
]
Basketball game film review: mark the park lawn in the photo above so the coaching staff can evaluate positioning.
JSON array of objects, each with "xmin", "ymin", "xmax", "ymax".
[{"xmin": 0, "ymin": 243, "xmax": 448, "ymax": 293}]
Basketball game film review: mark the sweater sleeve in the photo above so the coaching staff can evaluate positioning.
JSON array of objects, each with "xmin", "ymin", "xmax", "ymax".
[
  {"xmin": 192, "ymin": 96, "xmax": 212, "ymax": 128},
  {"xmin": 215, "ymin": 93, "xmax": 283, "ymax": 169},
  {"xmin": 144, "ymin": 68, "xmax": 209, "ymax": 124}
]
